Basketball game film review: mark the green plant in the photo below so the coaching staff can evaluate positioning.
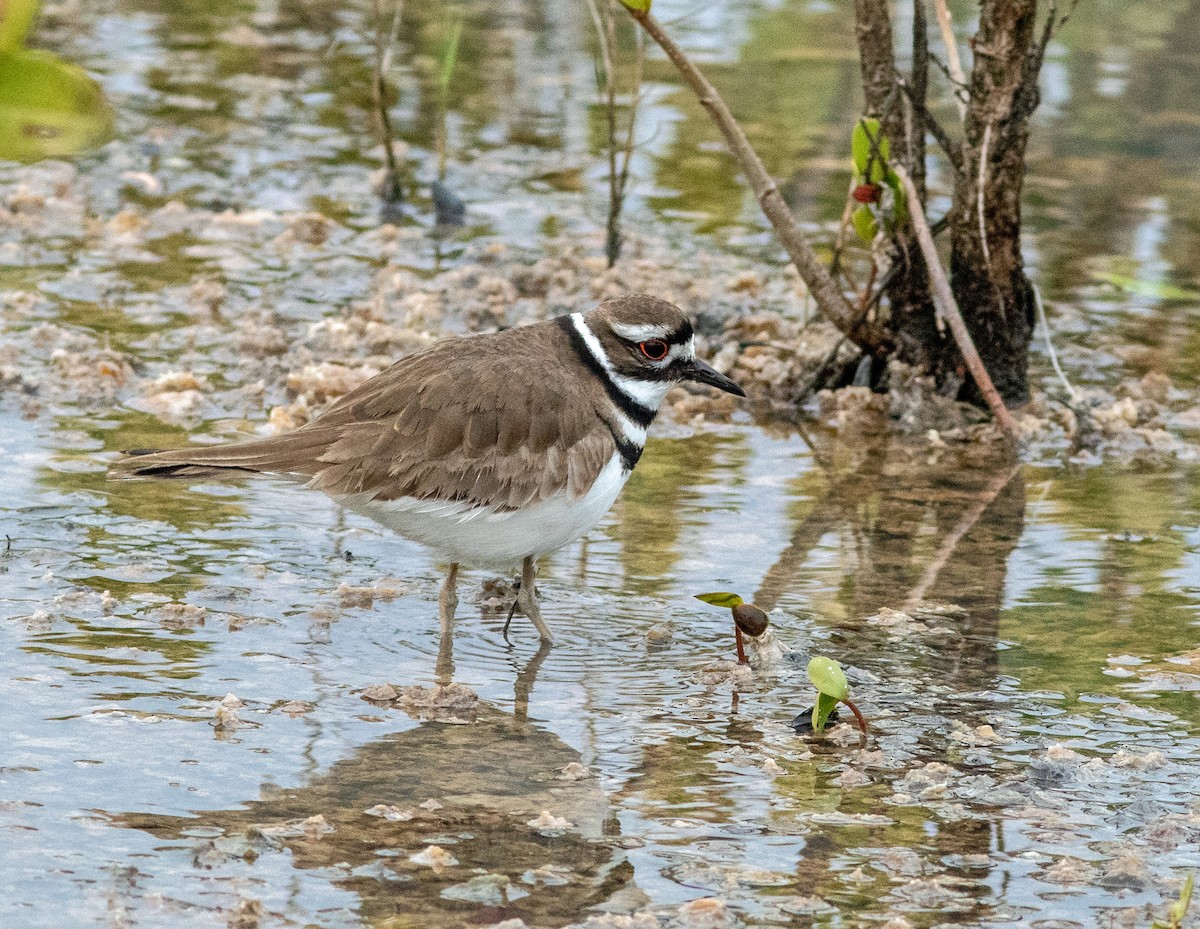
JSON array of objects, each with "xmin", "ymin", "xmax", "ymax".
[
  {"xmin": 0, "ymin": 0, "xmax": 38, "ymax": 51},
  {"xmin": 849, "ymin": 118, "xmax": 906, "ymax": 243},
  {"xmin": 0, "ymin": 0, "xmax": 111, "ymax": 161},
  {"xmin": 1151, "ymin": 873, "xmax": 1194, "ymax": 929},
  {"xmin": 806, "ymin": 656, "xmax": 867, "ymax": 733},
  {"xmin": 694, "ymin": 592, "xmax": 770, "ymax": 665}
]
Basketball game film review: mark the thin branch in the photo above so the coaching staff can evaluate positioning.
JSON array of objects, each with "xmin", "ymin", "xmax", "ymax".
[
  {"xmin": 897, "ymin": 77, "xmax": 962, "ymax": 173},
  {"xmin": 932, "ymin": 0, "xmax": 968, "ymax": 119},
  {"xmin": 1033, "ymin": 283, "xmax": 1080, "ymax": 403},
  {"xmin": 977, "ymin": 120, "xmax": 993, "ymax": 271},
  {"xmin": 589, "ymin": 0, "xmax": 644, "ymax": 267},
  {"xmin": 622, "ymin": 7, "xmax": 887, "ymax": 352},
  {"xmin": 794, "ymin": 335, "xmax": 852, "ymax": 405},
  {"xmin": 587, "ymin": 0, "xmax": 619, "ymax": 264},
  {"xmin": 622, "ymin": 29, "xmax": 645, "ymax": 196},
  {"xmin": 828, "ymin": 174, "xmax": 860, "ymax": 283},
  {"xmin": 928, "ymin": 50, "xmax": 970, "ymax": 100},
  {"xmin": 893, "ymin": 165, "xmax": 1020, "ymax": 441},
  {"xmin": 910, "ymin": 0, "xmax": 928, "ymax": 197},
  {"xmin": 793, "ymin": 260, "xmax": 911, "ymax": 405},
  {"xmin": 370, "ymin": 0, "xmax": 404, "ymax": 204},
  {"xmin": 858, "ymin": 260, "xmax": 879, "ymax": 315}
]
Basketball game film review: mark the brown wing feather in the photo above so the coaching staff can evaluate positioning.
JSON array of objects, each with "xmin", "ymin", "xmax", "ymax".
[{"xmin": 110, "ymin": 320, "xmax": 619, "ymax": 511}]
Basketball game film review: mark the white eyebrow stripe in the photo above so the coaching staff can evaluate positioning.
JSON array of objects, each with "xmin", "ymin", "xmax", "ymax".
[
  {"xmin": 667, "ymin": 337, "xmax": 696, "ymax": 362},
  {"xmin": 610, "ymin": 322, "xmax": 673, "ymax": 342}
]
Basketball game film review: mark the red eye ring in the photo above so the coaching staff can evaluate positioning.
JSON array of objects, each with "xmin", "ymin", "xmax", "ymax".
[{"xmin": 639, "ymin": 339, "xmax": 669, "ymax": 361}]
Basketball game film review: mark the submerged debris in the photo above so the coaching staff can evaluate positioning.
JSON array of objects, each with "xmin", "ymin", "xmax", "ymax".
[
  {"xmin": 526, "ymin": 810, "xmax": 572, "ymax": 832},
  {"xmin": 396, "ymin": 682, "xmax": 479, "ymax": 721},
  {"xmin": 360, "ymin": 683, "xmax": 399, "ymax": 703},
  {"xmin": 409, "ymin": 844, "xmax": 457, "ymax": 872},
  {"xmin": 337, "ymin": 581, "xmax": 407, "ymax": 609}
]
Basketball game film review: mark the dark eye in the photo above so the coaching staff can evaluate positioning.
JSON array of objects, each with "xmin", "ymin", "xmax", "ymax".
[{"xmin": 639, "ymin": 339, "xmax": 669, "ymax": 361}]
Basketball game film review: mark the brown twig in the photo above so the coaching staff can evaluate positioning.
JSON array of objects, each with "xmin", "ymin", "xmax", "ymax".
[
  {"xmin": 892, "ymin": 165, "xmax": 1020, "ymax": 441},
  {"xmin": 858, "ymin": 260, "xmax": 879, "ymax": 315},
  {"xmin": 369, "ymin": 0, "xmax": 404, "ymax": 203},
  {"xmin": 932, "ymin": 0, "xmax": 968, "ymax": 119},
  {"xmin": 829, "ymin": 175, "xmax": 860, "ymax": 284},
  {"xmin": 909, "ymin": 0, "xmax": 928, "ymax": 197},
  {"xmin": 623, "ymin": 7, "xmax": 886, "ymax": 352},
  {"xmin": 589, "ymin": 0, "xmax": 644, "ymax": 267},
  {"xmin": 897, "ymin": 77, "xmax": 962, "ymax": 174},
  {"xmin": 793, "ymin": 335, "xmax": 853, "ymax": 407}
]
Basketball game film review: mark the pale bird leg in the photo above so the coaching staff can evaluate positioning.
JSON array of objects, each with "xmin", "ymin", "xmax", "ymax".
[
  {"xmin": 436, "ymin": 563, "xmax": 459, "ymax": 684},
  {"xmin": 438, "ymin": 563, "xmax": 459, "ymax": 625},
  {"xmin": 516, "ymin": 556, "xmax": 555, "ymax": 644}
]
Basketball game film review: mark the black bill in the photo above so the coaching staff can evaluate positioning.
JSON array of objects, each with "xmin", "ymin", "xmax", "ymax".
[{"xmin": 686, "ymin": 359, "xmax": 746, "ymax": 397}]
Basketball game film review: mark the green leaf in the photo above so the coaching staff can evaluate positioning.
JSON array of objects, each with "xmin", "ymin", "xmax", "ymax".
[
  {"xmin": 1169, "ymin": 872, "xmax": 1194, "ymax": 924},
  {"xmin": 617, "ymin": 0, "xmax": 652, "ymax": 11},
  {"xmin": 0, "ymin": 0, "xmax": 39, "ymax": 52},
  {"xmin": 851, "ymin": 204, "xmax": 877, "ymax": 243},
  {"xmin": 694, "ymin": 591, "xmax": 744, "ymax": 608},
  {"xmin": 0, "ymin": 49, "xmax": 112, "ymax": 162},
  {"xmin": 811, "ymin": 692, "xmax": 840, "ymax": 732},
  {"xmin": 851, "ymin": 118, "xmax": 889, "ymax": 183},
  {"xmin": 807, "ymin": 656, "xmax": 849, "ymax": 701}
]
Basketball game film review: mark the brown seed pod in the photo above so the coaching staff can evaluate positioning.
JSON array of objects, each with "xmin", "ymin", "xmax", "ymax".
[
  {"xmin": 732, "ymin": 603, "xmax": 769, "ymax": 637},
  {"xmin": 852, "ymin": 182, "xmax": 881, "ymax": 204}
]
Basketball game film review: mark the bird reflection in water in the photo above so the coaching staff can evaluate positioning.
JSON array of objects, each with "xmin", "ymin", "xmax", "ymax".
[{"xmin": 117, "ymin": 645, "xmax": 634, "ymax": 928}]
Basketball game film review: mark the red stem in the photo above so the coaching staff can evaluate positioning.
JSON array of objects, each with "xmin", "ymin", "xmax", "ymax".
[{"xmin": 842, "ymin": 697, "xmax": 868, "ymax": 733}]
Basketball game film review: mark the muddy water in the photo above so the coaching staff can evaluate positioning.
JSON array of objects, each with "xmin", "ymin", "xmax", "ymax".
[{"xmin": 2, "ymin": 1, "xmax": 1200, "ymax": 927}]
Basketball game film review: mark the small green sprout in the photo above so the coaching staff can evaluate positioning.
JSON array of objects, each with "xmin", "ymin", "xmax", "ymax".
[
  {"xmin": 1152, "ymin": 872, "xmax": 1194, "ymax": 929},
  {"xmin": 695, "ymin": 592, "xmax": 770, "ymax": 665},
  {"xmin": 806, "ymin": 656, "xmax": 867, "ymax": 733}
]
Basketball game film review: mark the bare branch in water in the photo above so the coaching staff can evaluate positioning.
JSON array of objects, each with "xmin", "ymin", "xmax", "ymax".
[
  {"xmin": 370, "ymin": 0, "xmax": 404, "ymax": 205},
  {"xmin": 588, "ymin": 0, "xmax": 644, "ymax": 268}
]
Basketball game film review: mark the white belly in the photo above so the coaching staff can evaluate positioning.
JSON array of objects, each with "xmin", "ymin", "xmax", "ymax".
[{"xmin": 329, "ymin": 454, "xmax": 630, "ymax": 571}]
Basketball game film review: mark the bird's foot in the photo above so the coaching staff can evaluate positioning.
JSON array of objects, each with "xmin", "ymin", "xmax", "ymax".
[{"xmin": 503, "ymin": 560, "xmax": 554, "ymax": 645}]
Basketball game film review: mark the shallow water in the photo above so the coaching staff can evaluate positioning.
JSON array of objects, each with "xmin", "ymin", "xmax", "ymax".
[{"xmin": 3, "ymin": 1, "xmax": 1200, "ymax": 927}]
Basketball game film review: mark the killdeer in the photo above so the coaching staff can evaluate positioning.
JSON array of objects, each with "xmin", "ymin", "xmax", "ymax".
[{"xmin": 110, "ymin": 294, "xmax": 745, "ymax": 643}]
